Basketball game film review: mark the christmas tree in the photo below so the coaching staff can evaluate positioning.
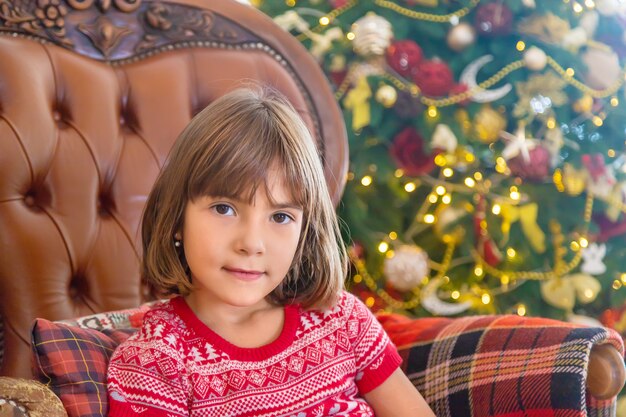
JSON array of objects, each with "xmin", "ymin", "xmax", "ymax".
[{"xmin": 258, "ymin": 0, "xmax": 626, "ymax": 330}]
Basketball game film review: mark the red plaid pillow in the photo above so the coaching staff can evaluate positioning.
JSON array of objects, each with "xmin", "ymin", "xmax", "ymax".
[{"xmin": 31, "ymin": 319, "xmax": 138, "ymax": 417}]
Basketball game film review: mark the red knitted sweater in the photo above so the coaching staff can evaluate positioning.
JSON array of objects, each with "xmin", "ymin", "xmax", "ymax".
[{"xmin": 107, "ymin": 291, "xmax": 401, "ymax": 417}]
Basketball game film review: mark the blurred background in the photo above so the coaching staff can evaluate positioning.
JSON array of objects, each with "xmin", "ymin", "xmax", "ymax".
[{"xmin": 256, "ymin": 0, "xmax": 626, "ymax": 336}]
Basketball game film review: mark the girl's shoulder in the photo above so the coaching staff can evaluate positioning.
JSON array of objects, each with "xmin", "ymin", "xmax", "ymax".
[
  {"xmin": 299, "ymin": 291, "xmax": 365, "ymax": 325},
  {"xmin": 128, "ymin": 297, "xmax": 190, "ymax": 346}
]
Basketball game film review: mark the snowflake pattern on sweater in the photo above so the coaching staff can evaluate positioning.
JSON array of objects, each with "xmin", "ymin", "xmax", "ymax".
[{"xmin": 107, "ymin": 291, "xmax": 402, "ymax": 417}]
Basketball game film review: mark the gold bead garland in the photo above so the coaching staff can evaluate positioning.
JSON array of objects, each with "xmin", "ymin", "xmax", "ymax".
[
  {"xmin": 373, "ymin": 0, "xmax": 481, "ymax": 22},
  {"xmin": 546, "ymin": 57, "xmax": 625, "ymax": 99}
]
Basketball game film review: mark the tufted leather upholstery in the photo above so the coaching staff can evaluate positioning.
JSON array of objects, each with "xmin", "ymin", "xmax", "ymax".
[{"xmin": 0, "ymin": 0, "xmax": 347, "ymax": 378}]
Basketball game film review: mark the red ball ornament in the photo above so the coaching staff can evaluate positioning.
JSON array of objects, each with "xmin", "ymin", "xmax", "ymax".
[
  {"xmin": 507, "ymin": 146, "xmax": 551, "ymax": 181},
  {"xmin": 386, "ymin": 40, "xmax": 423, "ymax": 78},
  {"xmin": 389, "ymin": 127, "xmax": 439, "ymax": 176},
  {"xmin": 474, "ymin": 3, "xmax": 513, "ymax": 37},
  {"xmin": 413, "ymin": 59, "xmax": 454, "ymax": 97}
]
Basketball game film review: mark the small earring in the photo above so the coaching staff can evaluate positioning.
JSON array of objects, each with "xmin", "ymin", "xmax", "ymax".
[{"xmin": 174, "ymin": 240, "xmax": 182, "ymax": 248}]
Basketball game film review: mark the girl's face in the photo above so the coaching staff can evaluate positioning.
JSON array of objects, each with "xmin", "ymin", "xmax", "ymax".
[{"xmin": 179, "ymin": 170, "xmax": 304, "ymax": 311}]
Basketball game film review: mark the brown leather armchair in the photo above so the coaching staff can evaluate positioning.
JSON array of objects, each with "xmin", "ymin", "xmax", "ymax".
[
  {"xmin": 0, "ymin": 0, "xmax": 347, "ymax": 379},
  {"xmin": 0, "ymin": 0, "xmax": 623, "ymax": 416}
]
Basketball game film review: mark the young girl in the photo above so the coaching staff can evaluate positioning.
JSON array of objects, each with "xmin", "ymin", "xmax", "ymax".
[{"xmin": 107, "ymin": 87, "xmax": 435, "ymax": 417}]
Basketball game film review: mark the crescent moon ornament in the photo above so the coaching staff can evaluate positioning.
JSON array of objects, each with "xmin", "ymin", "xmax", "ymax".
[
  {"xmin": 460, "ymin": 55, "xmax": 512, "ymax": 103},
  {"xmin": 420, "ymin": 277, "xmax": 473, "ymax": 316}
]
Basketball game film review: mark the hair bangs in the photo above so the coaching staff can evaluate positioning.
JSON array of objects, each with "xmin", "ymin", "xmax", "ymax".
[{"xmin": 185, "ymin": 108, "xmax": 310, "ymax": 211}]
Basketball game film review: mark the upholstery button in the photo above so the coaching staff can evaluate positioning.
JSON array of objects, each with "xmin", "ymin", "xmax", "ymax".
[
  {"xmin": 23, "ymin": 187, "xmax": 51, "ymax": 210},
  {"xmin": 98, "ymin": 193, "xmax": 115, "ymax": 217},
  {"xmin": 68, "ymin": 277, "xmax": 87, "ymax": 299}
]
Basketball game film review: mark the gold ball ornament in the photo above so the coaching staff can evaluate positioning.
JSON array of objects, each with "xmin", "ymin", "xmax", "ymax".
[
  {"xmin": 540, "ymin": 278, "xmax": 575, "ymax": 311},
  {"xmin": 573, "ymin": 95, "xmax": 594, "ymax": 113},
  {"xmin": 562, "ymin": 164, "xmax": 587, "ymax": 196},
  {"xmin": 523, "ymin": 46, "xmax": 547, "ymax": 71},
  {"xmin": 447, "ymin": 22, "xmax": 476, "ymax": 52},
  {"xmin": 375, "ymin": 85, "xmax": 398, "ymax": 108},
  {"xmin": 570, "ymin": 273, "xmax": 601, "ymax": 304},
  {"xmin": 473, "ymin": 105, "xmax": 507, "ymax": 144}
]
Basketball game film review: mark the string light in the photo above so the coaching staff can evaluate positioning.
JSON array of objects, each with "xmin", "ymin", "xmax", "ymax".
[
  {"xmin": 285, "ymin": 0, "xmax": 296, "ymax": 6},
  {"xmin": 353, "ymin": 274, "xmax": 362, "ymax": 283},
  {"xmin": 389, "ymin": 231, "xmax": 398, "ymax": 240},
  {"xmin": 481, "ymin": 293, "xmax": 491, "ymax": 305},
  {"xmin": 435, "ymin": 186, "xmax": 446, "ymax": 195},
  {"xmin": 319, "ymin": 16, "xmax": 330, "ymax": 25},
  {"xmin": 492, "ymin": 204, "xmax": 502, "ymax": 215},
  {"xmin": 394, "ymin": 169, "xmax": 404, "ymax": 178},
  {"xmin": 361, "ymin": 176, "xmax": 373, "ymax": 186},
  {"xmin": 474, "ymin": 172, "xmax": 483, "ymax": 181},
  {"xmin": 442, "ymin": 194, "xmax": 452, "ymax": 204},
  {"xmin": 565, "ymin": 67, "xmax": 576, "ymax": 77},
  {"xmin": 451, "ymin": 291, "xmax": 460, "ymax": 300},
  {"xmin": 424, "ymin": 214, "xmax": 436, "ymax": 224},
  {"xmin": 346, "ymin": 32, "xmax": 355, "ymax": 40},
  {"xmin": 547, "ymin": 117, "xmax": 556, "ymax": 129},
  {"xmin": 464, "ymin": 177, "xmax": 476, "ymax": 188},
  {"xmin": 572, "ymin": 2, "xmax": 583, "ymax": 13},
  {"xmin": 570, "ymin": 241, "xmax": 581, "ymax": 251},
  {"xmin": 427, "ymin": 106, "xmax": 438, "ymax": 118},
  {"xmin": 584, "ymin": 0, "xmax": 595, "ymax": 8},
  {"xmin": 611, "ymin": 97, "xmax": 619, "ymax": 107},
  {"xmin": 579, "ymin": 237, "xmax": 589, "ymax": 248},
  {"xmin": 613, "ymin": 280, "xmax": 622, "ymax": 290},
  {"xmin": 517, "ymin": 304, "xmax": 527, "ymax": 316},
  {"xmin": 365, "ymin": 297, "xmax": 375, "ymax": 307},
  {"xmin": 434, "ymin": 155, "xmax": 447, "ymax": 166},
  {"xmin": 592, "ymin": 116, "xmax": 603, "ymax": 127},
  {"xmin": 474, "ymin": 265, "xmax": 484, "ymax": 276},
  {"xmin": 405, "ymin": 182, "xmax": 417, "ymax": 192},
  {"xmin": 510, "ymin": 189, "xmax": 521, "ymax": 200},
  {"xmin": 378, "ymin": 242, "xmax": 389, "ymax": 253},
  {"xmin": 621, "ymin": 273, "xmax": 626, "ymax": 284},
  {"xmin": 608, "ymin": 149, "xmax": 616, "ymax": 158},
  {"xmin": 516, "ymin": 41, "xmax": 526, "ymax": 51},
  {"xmin": 443, "ymin": 168, "xmax": 454, "ymax": 177},
  {"xmin": 501, "ymin": 275, "xmax": 510, "ymax": 285},
  {"xmin": 495, "ymin": 157, "xmax": 507, "ymax": 173},
  {"xmin": 428, "ymin": 194, "xmax": 438, "ymax": 203},
  {"xmin": 506, "ymin": 248, "xmax": 516, "ymax": 259},
  {"xmin": 386, "ymin": 250, "xmax": 395, "ymax": 258}
]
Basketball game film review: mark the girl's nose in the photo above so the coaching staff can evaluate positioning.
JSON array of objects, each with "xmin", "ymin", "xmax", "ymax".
[{"xmin": 235, "ymin": 220, "xmax": 266, "ymax": 255}]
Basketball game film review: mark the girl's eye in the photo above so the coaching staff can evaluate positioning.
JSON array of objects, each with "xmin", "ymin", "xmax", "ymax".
[
  {"xmin": 272, "ymin": 213, "xmax": 293, "ymax": 224},
  {"xmin": 213, "ymin": 204, "xmax": 235, "ymax": 216}
]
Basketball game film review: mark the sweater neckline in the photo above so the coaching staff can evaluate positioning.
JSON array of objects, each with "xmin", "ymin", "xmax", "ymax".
[{"xmin": 171, "ymin": 296, "xmax": 300, "ymax": 361}]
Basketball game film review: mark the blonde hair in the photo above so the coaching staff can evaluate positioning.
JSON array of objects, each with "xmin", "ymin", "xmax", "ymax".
[{"xmin": 141, "ymin": 86, "xmax": 347, "ymax": 309}]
